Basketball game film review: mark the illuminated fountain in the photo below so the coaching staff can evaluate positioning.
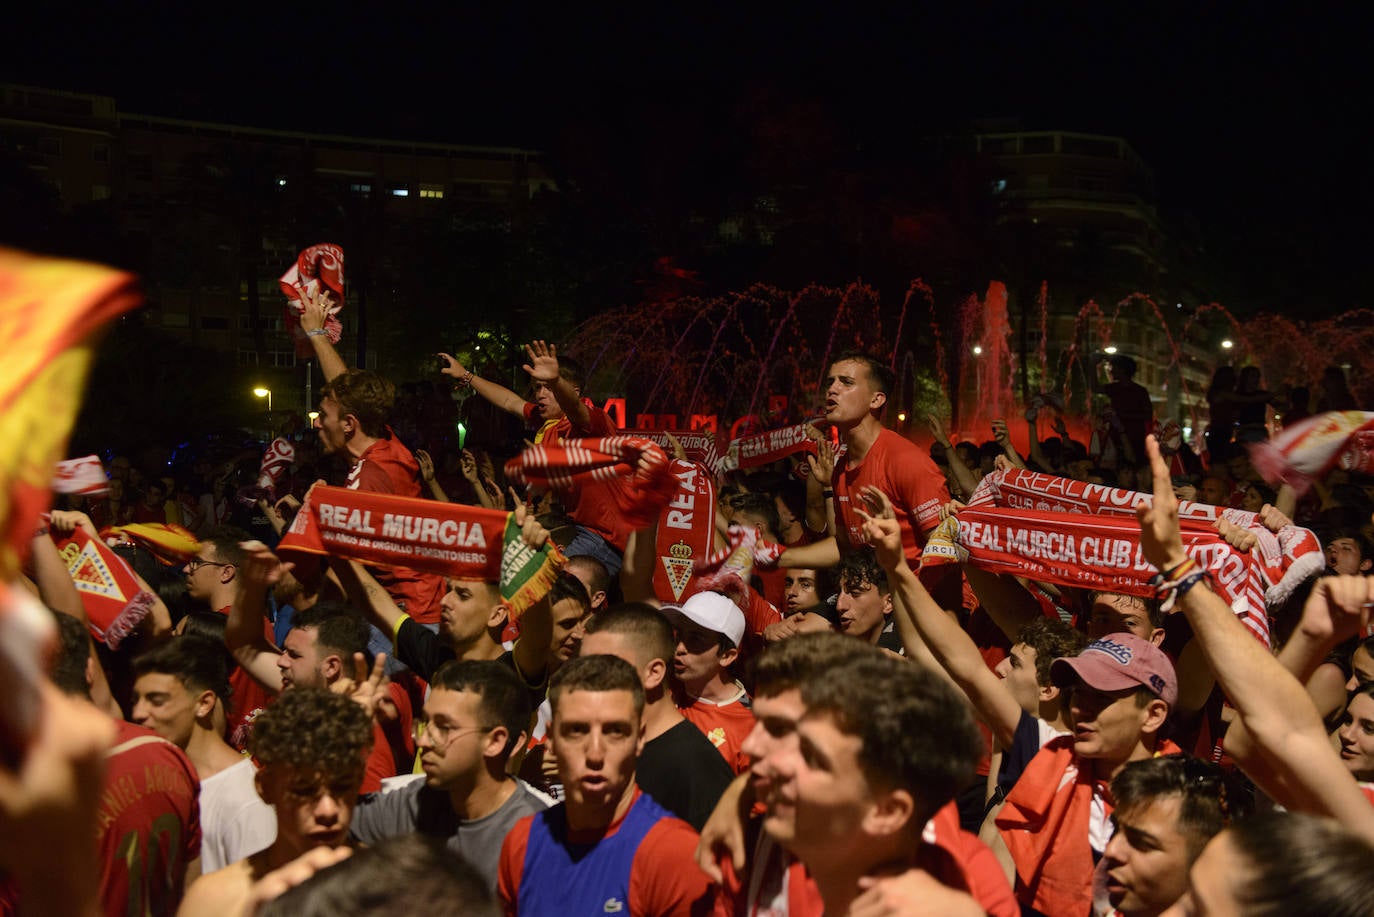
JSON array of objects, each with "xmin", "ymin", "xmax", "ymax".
[{"xmin": 565, "ymin": 279, "xmax": 1374, "ymax": 453}]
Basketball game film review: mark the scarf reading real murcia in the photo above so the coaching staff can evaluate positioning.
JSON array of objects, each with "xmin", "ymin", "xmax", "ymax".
[{"xmin": 925, "ymin": 468, "xmax": 1324, "ymax": 646}]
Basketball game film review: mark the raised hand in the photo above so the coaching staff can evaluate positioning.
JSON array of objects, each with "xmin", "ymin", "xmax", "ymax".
[
  {"xmin": 298, "ymin": 284, "xmax": 332, "ymax": 333},
  {"xmin": 925, "ymin": 415, "xmax": 952, "ymax": 446},
  {"xmin": 47, "ymin": 509, "xmax": 97, "ymax": 539},
  {"xmin": 805, "ymin": 429, "xmax": 836, "ymax": 487},
  {"xmin": 238, "ymin": 540, "xmax": 294, "ymax": 590},
  {"xmin": 437, "ymin": 352, "xmax": 468, "ymax": 379},
  {"xmin": 513, "ymin": 495, "xmax": 551, "ymax": 551},
  {"xmin": 415, "ymin": 449, "xmax": 436, "ymax": 483},
  {"xmin": 1296, "ymin": 575, "xmax": 1374, "ymax": 646},
  {"xmin": 459, "ymin": 450, "xmax": 480, "ymax": 483},
  {"xmin": 1135, "ymin": 435, "xmax": 1188, "ymax": 572},
  {"xmin": 522, "ymin": 340, "xmax": 560, "ymax": 383},
  {"xmin": 336, "ymin": 652, "xmax": 388, "ymax": 718},
  {"xmin": 854, "ymin": 486, "xmax": 905, "ymax": 571}
]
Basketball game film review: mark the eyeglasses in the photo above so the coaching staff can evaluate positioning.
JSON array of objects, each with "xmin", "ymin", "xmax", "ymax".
[
  {"xmin": 186, "ymin": 557, "xmax": 234, "ymax": 573},
  {"xmin": 413, "ymin": 719, "xmax": 496, "ymax": 746}
]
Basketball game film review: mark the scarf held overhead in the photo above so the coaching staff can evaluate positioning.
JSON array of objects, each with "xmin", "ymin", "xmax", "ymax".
[
  {"xmin": 277, "ymin": 486, "xmax": 562, "ymax": 617},
  {"xmin": 945, "ymin": 468, "xmax": 1325, "ymax": 646},
  {"xmin": 504, "ymin": 436, "xmax": 677, "ymax": 529},
  {"xmin": 279, "ymin": 243, "xmax": 345, "ymax": 359}
]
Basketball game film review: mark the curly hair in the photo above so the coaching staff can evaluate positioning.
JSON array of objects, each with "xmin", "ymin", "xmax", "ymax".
[
  {"xmin": 320, "ymin": 369, "xmax": 396, "ymax": 438},
  {"xmin": 1017, "ymin": 618, "xmax": 1089, "ymax": 687},
  {"xmin": 248, "ymin": 688, "xmax": 373, "ymax": 780},
  {"xmin": 837, "ymin": 547, "xmax": 889, "ymax": 596}
]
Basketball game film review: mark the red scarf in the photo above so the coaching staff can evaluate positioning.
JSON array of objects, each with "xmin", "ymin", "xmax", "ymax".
[
  {"xmin": 637, "ymin": 430, "xmax": 724, "ymax": 476},
  {"xmin": 654, "ymin": 460, "xmax": 718, "ymax": 603},
  {"xmin": 1252, "ymin": 410, "xmax": 1374, "ymax": 494},
  {"xmin": 720, "ymin": 423, "xmax": 819, "ymax": 472},
  {"xmin": 51, "ymin": 527, "xmax": 154, "ymax": 648},
  {"xmin": 997, "ymin": 736, "xmax": 1181, "ymax": 917},
  {"xmin": 279, "ymin": 243, "xmax": 345, "ymax": 358},
  {"xmin": 947, "ymin": 469, "xmax": 1325, "ymax": 646},
  {"xmin": 237, "ymin": 437, "xmax": 295, "ymax": 508},
  {"xmin": 504, "ymin": 436, "xmax": 677, "ymax": 529},
  {"xmin": 52, "ymin": 455, "xmax": 108, "ymax": 497},
  {"xmin": 277, "ymin": 485, "xmax": 562, "ymax": 617}
]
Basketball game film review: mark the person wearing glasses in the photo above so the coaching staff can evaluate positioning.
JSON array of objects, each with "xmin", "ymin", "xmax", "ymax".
[
  {"xmin": 349, "ymin": 660, "xmax": 546, "ymax": 891},
  {"xmin": 184, "ymin": 525, "xmax": 273, "ymax": 749}
]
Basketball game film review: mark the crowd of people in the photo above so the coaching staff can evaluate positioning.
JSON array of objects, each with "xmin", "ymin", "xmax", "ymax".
[{"xmin": 2, "ymin": 295, "xmax": 1374, "ymax": 917}]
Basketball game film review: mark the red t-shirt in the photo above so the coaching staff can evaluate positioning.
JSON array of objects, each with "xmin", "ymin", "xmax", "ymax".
[
  {"xmin": 216, "ymin": 605, "xmax": 275, "ymax": 751},
  {"xmin": 347, "ymin": 436, "xmax": 446, "ymax": 624},
  {"xmin": 499, "ymin": 789, "xmax": 712, "ymax": 916},
  {"xmin": 678, "ymin": 687, "xmax": 755, "ymax": 775},
  {"xmin": 97, "ymin": 721, "xmax": 202, "ymax": 917},
  {"xmin": 832, "ymin": 428, "xmax": 949, "ymax": 563},
  {"xmin": 713, "ymin": 801, "xmax": 1015, "ymax": 917},
  {"xmin": 522, "ymin": 401, "xmax": 636, "ymax": 552}
]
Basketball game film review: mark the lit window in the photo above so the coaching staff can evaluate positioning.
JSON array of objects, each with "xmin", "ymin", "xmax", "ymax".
[
  {"xmin": 350, "ymin": 182, "xmax": 372, "ymax": 195},
  {"xmin": 389, "ymin": 184, "xmax": 410, "ymax": 197},
  {"xmin": 419, "ymin": 184, "xmax": 445, "ymax": 199}
]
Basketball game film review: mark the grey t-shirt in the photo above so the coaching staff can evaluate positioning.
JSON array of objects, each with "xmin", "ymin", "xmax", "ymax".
[{"xmin": 350, "ymin": 779, "xmax": 547, "ymax": 889}]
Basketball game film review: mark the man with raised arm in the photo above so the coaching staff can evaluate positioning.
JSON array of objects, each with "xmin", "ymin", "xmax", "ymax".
[
  {"xmin": 326, "ymin": 503, "xmax": 558, "ymax": 722},
  {"xmin": 184, "ymin": 525, "xmax": 273, "ymax": 748},
  {"xmin": 440, "ymin": 340, "xmax": 631, "ymax": 574},
  {"xmin": 1135, "ymin": 434, "xmax": 1374, "ymax": 844},
  {"xmin": 498, "ymin": 654, "xmax": 713, "ymax": 916},
  {"xmin": 857, "ymin": 483, "xmax": 1086, "ymax": 789},
  {"xmin": 311, "ymin": 368, "xmax": 446, "ymax": 630},
  {"xmin": 224, "ymin": 552, "xmax": 411, "ymax": 793},
  {"xmin": 776, "ymin": 353, "xmax": 950, "ymax": 583}
]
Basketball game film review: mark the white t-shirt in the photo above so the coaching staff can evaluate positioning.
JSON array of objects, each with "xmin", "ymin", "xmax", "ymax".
[{"xmin": 199, "ymin": 757, "xmax": 277, "ymax": 872}]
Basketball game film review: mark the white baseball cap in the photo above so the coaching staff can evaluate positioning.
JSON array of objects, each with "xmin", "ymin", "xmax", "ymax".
[{"xmin": 660, "ymin": 591, "xmax": 746, "ymax": 648}]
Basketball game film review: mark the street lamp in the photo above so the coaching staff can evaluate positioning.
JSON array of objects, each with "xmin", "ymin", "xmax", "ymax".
[
  {"xmin": 971, "ymin": 345, "xmax": 983, "ymax": 356},
  {"xmin": 1104, "ymin": 345, "xmax": 1118, "ymax": 355},
  {"xmin": 253, "ymin": 387, "xmax": 272, "ymax": 412},
  {"xmin": 1220, "ymin": 339, "xmax": 1234, "ymax": 351}
]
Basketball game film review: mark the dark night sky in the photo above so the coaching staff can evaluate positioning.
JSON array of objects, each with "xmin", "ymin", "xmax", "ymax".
[{"xmin": 9, "ymin": 5, "xmax": 1372, "ymax": 313}]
